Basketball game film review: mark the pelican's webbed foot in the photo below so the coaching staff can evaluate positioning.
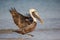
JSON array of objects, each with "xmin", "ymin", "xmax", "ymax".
[{"xmin": 26, "ymin": 34, "xmax": 34, "ymax": 37}]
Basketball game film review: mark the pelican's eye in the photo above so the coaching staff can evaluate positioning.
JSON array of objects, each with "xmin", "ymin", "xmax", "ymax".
[
  {"xmin": 32, "ymin": 10, "xmax": 37, "ymax": 13},
  {"xmin": 32, "ymin": 12, "xmax": 35, "ymax": 13}
]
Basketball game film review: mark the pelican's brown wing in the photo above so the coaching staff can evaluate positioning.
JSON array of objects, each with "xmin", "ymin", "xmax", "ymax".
[{"xmin": 9, "ymin": 8, "xmax": 33, "ymax": 28}]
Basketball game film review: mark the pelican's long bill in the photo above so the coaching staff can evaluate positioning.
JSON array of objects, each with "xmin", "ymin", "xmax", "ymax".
[
  {"xmin": 33, "ymin": 11, "xmax": 44, "ymax": 24},
  {"xmin": 29, "ymin": 9, "xmax": 44, "ymax": 24}
]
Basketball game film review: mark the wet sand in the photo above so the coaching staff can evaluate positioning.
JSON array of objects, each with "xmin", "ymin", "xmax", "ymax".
[{"xmin": 0, "ymin": 29, "xmax": 60, "ymax": 40}]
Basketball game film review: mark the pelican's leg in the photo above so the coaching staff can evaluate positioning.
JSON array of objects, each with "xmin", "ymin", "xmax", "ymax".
[{"xmin": 26, "ymin": 34, "xmax": 34, "ymax": 37}]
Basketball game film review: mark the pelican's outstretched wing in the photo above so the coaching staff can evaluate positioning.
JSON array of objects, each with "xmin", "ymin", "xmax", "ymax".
[
  {"xmin": 9, "ymin": 8, "xmax": 28, "ymax": 18},
  {"xmin": 9, "ymin": 8, "xmax": 33, "ymax": 28}
]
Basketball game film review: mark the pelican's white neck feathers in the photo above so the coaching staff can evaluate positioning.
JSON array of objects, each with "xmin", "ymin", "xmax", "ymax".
[{"xmin": 29, "ymin": 9, "xmax": 37, "ymax": 22}]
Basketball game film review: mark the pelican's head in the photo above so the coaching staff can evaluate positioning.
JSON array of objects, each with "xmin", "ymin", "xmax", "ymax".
[{"xmin": 29, "ymin": 8, "xmax": 44, "ymax": 24}]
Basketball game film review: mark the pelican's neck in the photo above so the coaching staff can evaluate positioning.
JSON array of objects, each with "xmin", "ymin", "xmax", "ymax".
[{"xmin": 30, "ymin": 12, "xmax": 37, "ymax": 22}]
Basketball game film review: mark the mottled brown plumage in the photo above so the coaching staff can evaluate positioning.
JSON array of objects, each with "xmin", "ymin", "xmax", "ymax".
[
  {"xmin": 9, "ymin": 8, "xmax": 44, "ymax": 36},
  {"xmin": 9, "ymin": 8, "xmax": 37, "ymax": 34}
]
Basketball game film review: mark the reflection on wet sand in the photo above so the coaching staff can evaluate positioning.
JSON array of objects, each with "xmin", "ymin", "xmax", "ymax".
[{"xmin": 0, "ymin": 29, "xmax": 60, "ymax": 40}]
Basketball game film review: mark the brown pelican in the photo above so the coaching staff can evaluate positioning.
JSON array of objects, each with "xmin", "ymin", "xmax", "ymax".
[{"xmin": 9, "ymin": 8, "xmax": 43, "ymax": 35}]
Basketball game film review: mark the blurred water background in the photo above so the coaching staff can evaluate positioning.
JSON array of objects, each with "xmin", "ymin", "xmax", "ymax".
[{"xmin": 0, "ymin": 0, "xmax": 60, "ymax": 40}]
